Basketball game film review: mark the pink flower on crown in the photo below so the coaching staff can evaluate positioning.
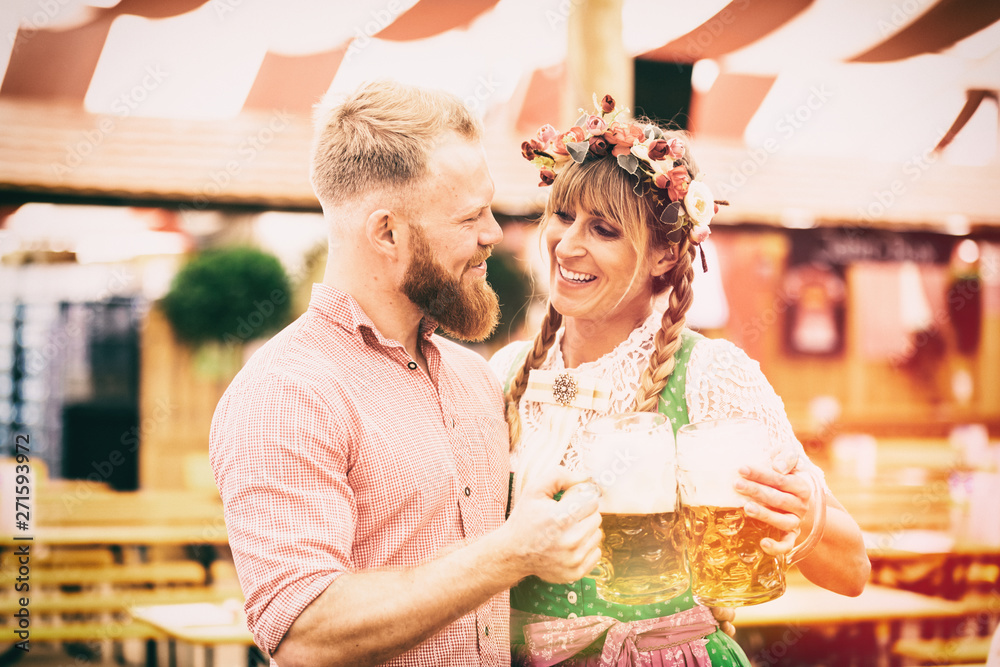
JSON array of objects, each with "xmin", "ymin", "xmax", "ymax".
[
  {"xmin": 585, "ymin": 115, "xmax": 607, "ymax": 135},
  {"xmin": 553, "ymin": 126, "xmax": 585, "ymax": 156},
  {"xmin": 666, "ymin": 165, "xmax": 691, "ymax": 201},
  {"xmin": 536, "ymin": 124, "xmax": 558, "ymax": 145},
  {"xmin": 690, "ymin": 223, "xmax": 711, "ymax": 244},
  {"xmin": 667, "ymin": 137, "xmax": 685, "ymax": 161},
  {"xmin": 605, "ymin": 122, "xmax": 643, "ymax": 157}
]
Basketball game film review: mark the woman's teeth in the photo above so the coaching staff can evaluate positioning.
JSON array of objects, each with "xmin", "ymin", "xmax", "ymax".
[{"xmin": 559, "ymin": 266, "xmax": 596, "ymax": 283}]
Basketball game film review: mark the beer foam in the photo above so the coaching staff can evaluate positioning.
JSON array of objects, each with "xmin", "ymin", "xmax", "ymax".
[
  {"xmin": 676, "ymin": 419, "xmax": 772, "ymax": 508},
  {"xmin": 584, "ymin": 429, "xmax": 677, "ymax": 514}
]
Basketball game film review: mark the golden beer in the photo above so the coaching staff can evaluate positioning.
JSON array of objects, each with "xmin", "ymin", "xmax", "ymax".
[
  {"xmin": 677, "ymin": 418, "xmax": 827, "ymax": 607},
  {"xmin": 683, "ymin": 505, "xmax": 785, "ymax": 607},
  {"xmin": 592, "ymin": 511, "xmax": 690, "ymax": 605}
]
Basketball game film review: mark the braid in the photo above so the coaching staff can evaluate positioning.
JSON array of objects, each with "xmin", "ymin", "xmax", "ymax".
[
  {"xmin": 505, "ymin": 303, "xmax": 563, "ymax": 451},
  {"xmin": 632, "ymin": 240, "xmax": 696, "ymax": 413}
]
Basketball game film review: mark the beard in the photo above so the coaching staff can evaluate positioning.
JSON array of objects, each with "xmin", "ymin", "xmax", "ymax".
[{"xmin": 401, "ymin": 224, "xmax": 500, "ymax": 343}]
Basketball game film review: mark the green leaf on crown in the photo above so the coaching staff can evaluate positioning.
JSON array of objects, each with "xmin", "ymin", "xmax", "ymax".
[{"xmin": 617, "ymin": 153, "xmax": 639, "ymax": 174}]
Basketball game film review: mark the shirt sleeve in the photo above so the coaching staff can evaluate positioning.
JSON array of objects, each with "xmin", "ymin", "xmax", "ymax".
[
  {"xmin": 209, "ymin": 371, "xmax": 355, "ymax": 655},
  {"xmin": 684, "ymin": 337, "xmax": 827, "ymax": 484}
]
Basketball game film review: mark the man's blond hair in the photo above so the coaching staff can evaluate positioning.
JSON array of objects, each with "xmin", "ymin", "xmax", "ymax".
[{"xmin": 310, "ymin": 80, "xmax": 482, "ymax": 208}]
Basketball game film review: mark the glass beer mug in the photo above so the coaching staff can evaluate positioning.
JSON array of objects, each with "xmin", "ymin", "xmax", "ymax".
[
  {"xmin": 676, "ymin": 418, "xmax": 826, "ymax": 607},
  {"xmin": 579, "ymin": 412, "xmax": 689, "ymax": 605}
]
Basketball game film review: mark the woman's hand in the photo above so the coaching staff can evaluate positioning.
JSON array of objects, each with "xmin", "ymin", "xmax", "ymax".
[
  {"xmin": 734, "ymin": 455, "xmax": 817, "ymax": 557},
  {"xmin": 709, "ymin": 606, "xmax": 736, "ymax": 637}
]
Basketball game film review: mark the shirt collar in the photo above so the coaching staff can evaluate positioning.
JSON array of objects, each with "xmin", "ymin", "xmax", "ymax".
[{"xmin": 308, "ymin": 283, "xmax": 437, "ymax": 348}]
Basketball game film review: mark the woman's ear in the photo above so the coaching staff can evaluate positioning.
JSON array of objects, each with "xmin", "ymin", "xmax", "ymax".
[{"xmin": 649, "ymin": 244, "xmax": 679, "ymax": 278}]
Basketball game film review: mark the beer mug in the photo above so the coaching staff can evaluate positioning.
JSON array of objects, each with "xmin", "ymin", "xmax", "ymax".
[
  {"xmin": 676, "ymin": 418, "xmax": 826, "ymax": 607},
  {"xmin": 579, "ymin": 412, "xmax": 689, "ymax": 605}
]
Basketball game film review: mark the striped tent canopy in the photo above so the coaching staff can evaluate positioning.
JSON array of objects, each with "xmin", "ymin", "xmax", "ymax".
[{"xmin": 1, "ymin": 0, "xmax": 998, "ymax": 230}]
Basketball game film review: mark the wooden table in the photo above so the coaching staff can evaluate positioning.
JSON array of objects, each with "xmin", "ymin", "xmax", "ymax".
[
  {"xmin": 131, "ymin": 599, "xmax": 259, "ymax": 667},
  {"xmin": 734, "ymin": 580, "xmax": 998, "ymax": 667},
  {"xmin": 737, "ymin": 582, "xmax": 970, "ymax": 627}
]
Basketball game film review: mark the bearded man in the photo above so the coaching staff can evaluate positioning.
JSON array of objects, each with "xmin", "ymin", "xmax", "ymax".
[{"xmin": 209, "ymin": 80, "xmax": 603, "ymax": 667}]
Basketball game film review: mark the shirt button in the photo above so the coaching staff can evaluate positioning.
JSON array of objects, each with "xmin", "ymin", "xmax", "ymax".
[
  {"xmin": 567, "ymin": 612, "xmax": 578, "ymax": 619},
  {"xmin": 406, "ymin": 361, "xmax": 417, "ymax": 370},
  {"xmin": 567, "ymin": 591, "xmax": 578, "ymax": 604},
  {"xmin": 464, "ymin": 486, "xmax": 471, "ymax": 497},
  {"xmin": 484, "ymin": 626, "xmax": 490, "ymax": 637}
]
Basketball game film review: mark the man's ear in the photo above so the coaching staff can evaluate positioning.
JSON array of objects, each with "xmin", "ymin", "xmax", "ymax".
[
  {"xmin": 650, "ymin": 244, "xmax": 679, "ymax": 278},
  {"xmin": 365, "ymin": 208, "xmax": 401, "ymax": 259}
]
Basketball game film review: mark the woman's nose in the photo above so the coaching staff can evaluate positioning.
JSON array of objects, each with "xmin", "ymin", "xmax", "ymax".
[{"xmin": 554, "ymin": 220, "xmax": 585, "ymax": 259}]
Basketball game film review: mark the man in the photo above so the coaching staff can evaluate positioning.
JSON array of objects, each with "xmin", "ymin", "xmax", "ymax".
[{"xmin": 209, "ymin": 80, "xmax": 603, "ymax": 667}]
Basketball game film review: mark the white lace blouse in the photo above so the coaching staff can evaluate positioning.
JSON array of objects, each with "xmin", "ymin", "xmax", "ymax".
[{"xmin": 489, "ymin": 312, "xmax": 821, "ymax": 480}]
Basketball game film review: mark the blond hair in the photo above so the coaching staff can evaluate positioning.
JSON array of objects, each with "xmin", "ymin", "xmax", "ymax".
[
  {"xmin": 310, "ymin": 80, "xmax": 482, "ymax": 207},
  {"xmin": 504, "ymin": 126, "xmax": 698, "ymax": 449}
]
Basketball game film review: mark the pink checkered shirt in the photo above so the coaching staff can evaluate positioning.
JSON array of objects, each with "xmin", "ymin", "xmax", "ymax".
[{"xmin": 210, "ymin": 284, "xmax": 511, "ymax": 667}]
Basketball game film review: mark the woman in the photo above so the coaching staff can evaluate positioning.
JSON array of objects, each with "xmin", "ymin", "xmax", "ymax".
[{"xmin": 490, "ymin": 95, "xmax": 871, "ymax": 665}]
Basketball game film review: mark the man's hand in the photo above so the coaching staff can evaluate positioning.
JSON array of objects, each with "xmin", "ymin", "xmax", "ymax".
[{"xmin": 504, "ymin": 466, "xmax": 603, "ymax": 584}]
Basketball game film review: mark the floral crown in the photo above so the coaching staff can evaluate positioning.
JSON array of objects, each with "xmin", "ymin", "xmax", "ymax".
[{"xmin": 521, "ymin": 94, "xmax": 727, "ymax": 268}]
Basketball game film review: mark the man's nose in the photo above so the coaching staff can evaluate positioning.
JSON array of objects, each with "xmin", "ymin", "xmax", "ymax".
[{"xmin": 479, "ymin": 209, "xmax": 502, "ymax": 246}]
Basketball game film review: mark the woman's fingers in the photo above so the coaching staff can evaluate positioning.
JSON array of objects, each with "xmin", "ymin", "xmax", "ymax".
[
  {"xmin": 736, "ymin": 466, "xmax": 810, "ymax": 517},
  {"xmin": 709, "ymin": 607, "xmax": 736, "ymax": 637},
  {"xmin": 737, "ymin": 463, "xmax": 814, "ymax": 555},
  {"xmin": 744, "ymin": 500, "xmax": 801, "ymax": 538}
]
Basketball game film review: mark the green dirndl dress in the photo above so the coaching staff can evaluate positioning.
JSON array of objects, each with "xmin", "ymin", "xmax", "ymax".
[{"xmin": 503, "ymin": 330, "xmax": 751, "ymax": 666}]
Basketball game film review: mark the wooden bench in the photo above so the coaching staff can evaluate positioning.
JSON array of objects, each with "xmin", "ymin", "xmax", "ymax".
[
  {"xmin": 0, "ymin": 585, "xmax": 244, "ymax": 615},
  {"xmin": 35, "ymin": 547, "xmax": 117, "ymax": 567},
  {"xmin": 1, "ymin": 561, "xmax": 208, "ymax": 588},
  {"xmin": 28, "ymin": 620, "xmax": 168, "ymax": 643}
]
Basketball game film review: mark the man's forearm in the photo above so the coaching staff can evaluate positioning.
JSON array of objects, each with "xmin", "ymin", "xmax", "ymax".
[{"xmin": 271, "ymin": 525, "xmax": 524, "ymax": 667}]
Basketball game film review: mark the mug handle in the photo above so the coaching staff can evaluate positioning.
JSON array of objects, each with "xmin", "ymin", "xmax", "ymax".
[{"xmin": 785, "ymin": 468, "xmax": 827, "ymax": 565}]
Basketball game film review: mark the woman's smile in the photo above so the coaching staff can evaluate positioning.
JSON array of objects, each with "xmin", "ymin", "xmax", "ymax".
[{"xmin": 557, "ymin": 264, "xmax": 597, "ymax": 284}]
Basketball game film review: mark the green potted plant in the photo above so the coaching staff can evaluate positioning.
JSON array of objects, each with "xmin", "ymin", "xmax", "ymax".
[{"xmin": 161, "ymin": 246, "xmax": 293, "ymax": 377}]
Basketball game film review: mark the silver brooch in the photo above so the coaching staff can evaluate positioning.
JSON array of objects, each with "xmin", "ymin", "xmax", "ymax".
[{"xmin": 552, "ymin": 373, "xmax": 578, "ymax": 406}]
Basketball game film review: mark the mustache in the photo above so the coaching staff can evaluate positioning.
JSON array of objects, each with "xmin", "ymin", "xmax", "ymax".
[{"xmin": 466, "ymin": 246, "xmax": 493, "ymax": 270}]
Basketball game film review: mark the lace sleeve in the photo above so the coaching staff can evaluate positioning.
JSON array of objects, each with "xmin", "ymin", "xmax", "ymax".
[{"xmin": 685, "ymin": 337, "xmax": 826, "ymax": 482}]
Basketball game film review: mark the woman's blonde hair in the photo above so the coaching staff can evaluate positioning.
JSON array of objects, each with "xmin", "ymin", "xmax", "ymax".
[
  {"xmin": 504, "ymin": 126, "xmax": 698, "ymax": 448},
  {"xmin": 310, "ymin": 80, "xmax": 482, "ymax": 208}
]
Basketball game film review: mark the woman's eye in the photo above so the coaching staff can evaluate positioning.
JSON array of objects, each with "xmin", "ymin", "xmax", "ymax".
[
  {"xmin": 594, "ymin": 223, "xmax": 619, "ymax": 238},
  {"xmin": 555, "ymin": 210, "xmax": 574, "ymax": 222}
]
